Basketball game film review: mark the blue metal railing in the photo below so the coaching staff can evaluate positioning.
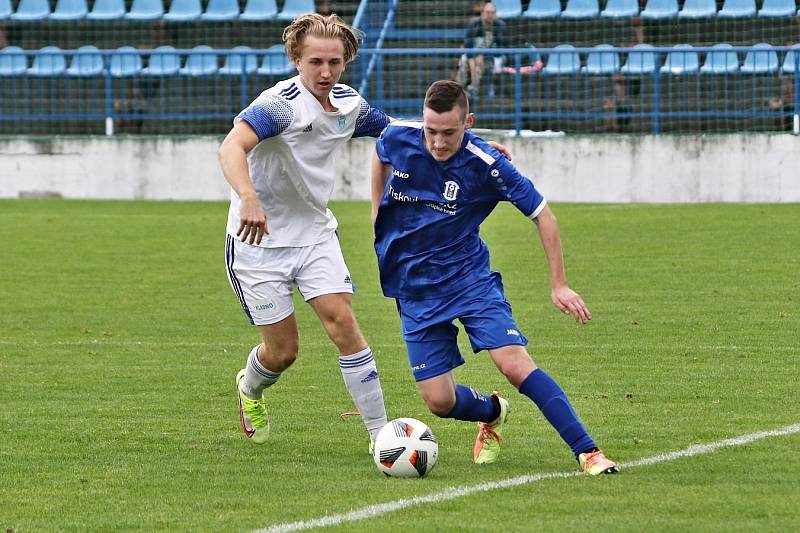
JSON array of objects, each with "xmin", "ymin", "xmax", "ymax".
[{"xmin": 1, "ymin": 46, "xmax": 798, "ymax": 135}]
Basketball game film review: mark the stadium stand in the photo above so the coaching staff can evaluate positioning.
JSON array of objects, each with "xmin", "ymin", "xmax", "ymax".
[
  {"xmin": 201, "ymin": 0, "xmax": 241, "ymax": 20},
  {"xmin": 239, "ymin": 0, "xmax": 278, "ymax": 20},
  {"xmin": 163, "ymin": 0, "xmax": 202, "ymax": 21},
  {"xmin": 700, "ymin": 43, "xmax": 741, "ymax": 73},
  {"xmin": 9, "ymin": 0, "xmax": 50, "ymax": 20},
  {"xmin": 142, "ymin": 45, "xmax": 181, "ymax": 75},
  {"xmin": 0, "ymin": 46, "xmax": 27, "ymax": 75},
  {"xmin": 66, "ymin": 44, "xmax": 104, "ymax": 75},
  {"xmin": 86, "ymin": 0, "xmax": 125, "ymax": 20},
  {"xmin": 219, "ymin": 45, "xmax": 259, "ymax": 74},
  {"xmin": 109, "ymin": 46, "xmax": 143, "ymax": 76},
  {"xmin": 0, "ymin": 0, "xmax": 798, "ymax": 134}
]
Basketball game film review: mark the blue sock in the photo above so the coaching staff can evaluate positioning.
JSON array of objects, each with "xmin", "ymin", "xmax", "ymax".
[
  {"xmin": 519, "ymin": 369, "xmax": 597, "ymax": 458},
  {"xmin": 443, "ymin": 384, "xmax": 498, "ymax": 423}
]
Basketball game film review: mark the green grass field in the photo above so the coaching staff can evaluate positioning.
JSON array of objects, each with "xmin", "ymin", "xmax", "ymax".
[{"xmin": 1, "ymin": 199, "xmax": 798, "ymax": 532}]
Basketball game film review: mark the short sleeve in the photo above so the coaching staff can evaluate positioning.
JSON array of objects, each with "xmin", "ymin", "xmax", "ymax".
[
  {"xmin": 487, "ymin": 156, "xmax": 546, "ymax": 218},
  {"xmin": 235, "ymin": 94, "xmax": 294, "ymax": 141},
  {"xmin": 353, "ymin": 99, "xmax": 392, "ymax": 138},
  {"xmin": 375, "ymin": 126, "xmax": 392, "ymax": 164}
]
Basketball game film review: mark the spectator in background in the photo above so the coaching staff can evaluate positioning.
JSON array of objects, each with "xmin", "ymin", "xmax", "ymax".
[
  {"xmin": 769, "ymin": 44, "xmax": 796, "ymax": 132},
  {"xmin": 460, "ymin": 1, "xmax": 507, "ymax": 100}
]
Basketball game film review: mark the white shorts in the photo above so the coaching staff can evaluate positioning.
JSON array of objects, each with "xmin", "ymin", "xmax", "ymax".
[{"xmin": 224, "ymin": 233, "xmax": 354, "ymax": 326}]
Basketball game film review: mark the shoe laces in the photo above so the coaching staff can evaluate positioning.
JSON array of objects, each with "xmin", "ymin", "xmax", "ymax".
[
  {"xmin": 243, "ymin": 395, "xmax": 267, "ymax": 428},
  {"xmin": 477, "ymin": 422, "xmax": 502, "ymax": 447}
]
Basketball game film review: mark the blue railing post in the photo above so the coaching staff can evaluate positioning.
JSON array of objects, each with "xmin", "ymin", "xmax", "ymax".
[
  {"xmin": 652, "ymin": 53, "xmax": 661, "ymax": 134},
  {"xmin": 794, "ymin": 50, "xmax": 799, "ymax": 135},
  {"xmin": 514, "ymin": 52, "xmax": 522, "ymax": 136},
  {"xmin": 104, "ymin": 62, "xmax": 113, "ymax": 136}
]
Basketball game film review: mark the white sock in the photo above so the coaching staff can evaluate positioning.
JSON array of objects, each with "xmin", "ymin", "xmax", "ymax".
[
  {"xmin": 339, "ymin": 347, "xmax": 388, "ymax": 441},
  {"xmin": 240, "ymin": 345, "xmax": 281, "ymax": 400}
]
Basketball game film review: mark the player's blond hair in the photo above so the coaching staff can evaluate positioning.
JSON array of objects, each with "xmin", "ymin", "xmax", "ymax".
[{"xmin": 282, "ymin": 13, "xmax": 364, "ymax": 64}]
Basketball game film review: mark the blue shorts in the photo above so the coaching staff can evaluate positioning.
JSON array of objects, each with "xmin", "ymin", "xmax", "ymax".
[{"xmin": 396, "ymin": 274, "xmax": 528, "ymax": 382}]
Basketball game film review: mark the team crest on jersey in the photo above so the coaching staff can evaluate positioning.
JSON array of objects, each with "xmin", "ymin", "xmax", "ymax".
[
  {"xmin": 443, "ymin": 181, "xmax": 460, "ymax": 201},
  {"xmin": 338, "ymin": 115, "xmax": 346, "ymax": 129}
]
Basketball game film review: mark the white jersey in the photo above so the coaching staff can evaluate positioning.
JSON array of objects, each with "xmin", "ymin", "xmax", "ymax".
[{"xmin": 227, "ymin": 76, "xmax": 390, "ymax": 248}]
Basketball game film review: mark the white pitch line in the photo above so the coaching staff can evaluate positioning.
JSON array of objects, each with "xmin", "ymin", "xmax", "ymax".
[{"xmin": 256, "ymin": 423, "xmax": 800, "ymax": 533}]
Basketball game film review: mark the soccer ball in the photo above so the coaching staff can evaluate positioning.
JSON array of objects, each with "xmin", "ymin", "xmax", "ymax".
[{"xmin": 373, "ymin": 418, "xmax": 438, "ymax": 478}]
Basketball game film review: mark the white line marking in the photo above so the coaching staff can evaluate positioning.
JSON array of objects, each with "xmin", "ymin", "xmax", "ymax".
[{"xmin": 256, "ymin": 423, "xmax": 800, "ymax": 533}]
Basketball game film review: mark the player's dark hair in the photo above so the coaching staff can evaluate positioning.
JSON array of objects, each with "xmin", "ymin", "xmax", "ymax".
[{"xmin": 423, "ymin": 80, "xmax": 469, "ymax": 119}]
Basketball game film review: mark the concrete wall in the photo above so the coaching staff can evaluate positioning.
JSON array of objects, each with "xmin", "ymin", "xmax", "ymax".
[{"xmin": 1, "ymin": 135, "xmax": 798, "ymax": 202}]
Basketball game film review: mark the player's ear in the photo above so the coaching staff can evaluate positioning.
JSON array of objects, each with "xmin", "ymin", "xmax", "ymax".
[{"xmin": 465, "ymin": 112, "xmax": 475, "ymax": 129}]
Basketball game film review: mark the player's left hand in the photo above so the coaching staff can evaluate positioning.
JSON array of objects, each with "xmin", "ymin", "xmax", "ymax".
[
  {"xmin": 487, "ymin": 140, "xmax": 513, "ymax": 161},
  {"xmin": 551, "ymin": 286, "xmax": 592, "ymax": 324}
]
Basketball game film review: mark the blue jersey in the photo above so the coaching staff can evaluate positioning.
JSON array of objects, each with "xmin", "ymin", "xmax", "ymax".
[{"xmin": 374, "ymin": 121, "xmax": 547, "ymax": 300}]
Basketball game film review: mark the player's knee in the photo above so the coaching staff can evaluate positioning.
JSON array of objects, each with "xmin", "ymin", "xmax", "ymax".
[
  {"xmin": 498, "ymin": 356, "xmax": 537, "ymax": 388},
  {"xmin": 262, "ymin": 341, "xmax": 299, "ymax": 371},
  {"xmin": 425, "ymin": 397, "xmax": 455, "ymax": 418}
]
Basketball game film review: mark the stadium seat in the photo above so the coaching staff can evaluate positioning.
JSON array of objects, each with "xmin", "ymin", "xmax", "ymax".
[
  {"xmin": 163, "ymin": 0, "xmax": 201, "ymax": 21},
  {"xmin": 27, "ymin": 47, "xmax": 67, "ymax": 76},
  {"xmin": 583, "ymin": 44, "xmax": 620, "ymax": 74},
  {"xmin": 640, "ymin": 0, "xmax": 678, "ymax": 19},
  {"xmin": 543, "ymin": 44, "xmax": 581, "ymax": 74},
  {"xmin": 493, "ymin": 0, "xmax": 523, "ymax": 18},
  {"xmin": 601, "ymin": 0, "xmax": 639, "ymax": 18},
  {"xmin": 239, "ymin": 0, "xmax": 277, "ymax": 20},
  {"xmin": 781, "ymin": 44, "xmax": 800, "ymax": 73},
  {"xmin": 758, "ymin": 0, "xmax": 796, "ymax": 17},
  {"xmin": 10, "ymin": 0, "xmax": 50, "ymax": 21},
  {"xmin": 1, "ymin": 0, "xmax": 14, "ymax": 19},
  {"xmin": 740, "ymin": 43, "xmax": 779, "ymax": 74},
  {"xmin": 522, "ymin": 0, "xmax": 561, "ymax": 18},
  {"xmin": 66, "ymin": 45, "xmax": 104, "ymax": 76},
  {"xmin": 142, "ymin": 45, "xmax": 181, "ymax": 76},
  {"xmin": 275, "ymin": 0, "xmax": 314, "ymax": 21},
  {"xmin": 660, "ymin": 44, "xmax": 699, "ymax": 74},
  {"xmin": 620, "ymin": 44, "xmax": 658, "ymax": 75},
  {"xmin": 50, "ymin": 0, "xmax": 88, "ymax": 20},
  {"xmin": 219, "ymin": 46, "xmax": 259, "ymax": 75},
  {"xmin": 0, "ymin": 46, "xmax": 28, "ymax": 76},
  {"xmin": 201, "ymin": 0, "xmax": 240, "ymax": 21},
  {"xmin": 678, "ymin": 0, "xmax": 716, "ymax": 18},
  {"xmin": 125, "ymin": 0, "xmax": 164, "ymax": 20},
  {"xmin": 561, "ymin": 0, "xmax": 599, "ymax": 19},
  {"xmin": 700, "ymin": 43, "xmax": 739, "ymax": 74},
  {"xmin": 257, "ymin": 44, "xmax": 294, "ymax": 75},
  {"xmin": 180, "ymin": 45, "xmax": 218, "ymax": 76},
  {"xmin": 87, "ymin": 0, "xmax": 125, "ymax": 20},
  {"xmin": 717, "ymin": 0, "xmax": 756, "ymax": 18},
  {"xmin": 109, "ymin": 47, "xmax": 143, "ymax": 77}
]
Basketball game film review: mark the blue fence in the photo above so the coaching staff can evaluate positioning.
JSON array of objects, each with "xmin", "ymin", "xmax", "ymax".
[{"xmin": 1, "ymin": 45, "xmax": 798, "ymax": 135}]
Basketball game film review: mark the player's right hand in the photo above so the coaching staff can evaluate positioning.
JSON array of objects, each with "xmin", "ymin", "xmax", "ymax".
[{"xmin": 237, "ymin": 195, "xmax": 268, "ymax": 245}]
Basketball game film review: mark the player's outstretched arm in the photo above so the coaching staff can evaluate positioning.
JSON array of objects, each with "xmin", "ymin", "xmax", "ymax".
[
  {"xmin": 533, "ymin": 206, "xmax": 592, "ymax": 324},
  {"xmin": 219, "ymin": 121, "xmax": 268, "ymax": 245},
  {"xmin": 371, "ymin": 151, "xmax": 391, "ymax": 225}
]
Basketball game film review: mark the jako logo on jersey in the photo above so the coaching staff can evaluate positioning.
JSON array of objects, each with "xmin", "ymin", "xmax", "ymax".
[
  {"xmin": 392, "ymin": 169, "xmax": 410, "ymax": 179},
  {"xmin": 443, "ymin": 181, "xmax": 460, "ymax": 201},
  {"xmin": 507, "ymin": 329, "xmax": 520, "ymax": 336},
  {"xmin": 338, "ymin": 115, "xmax": 346, "ymax": 129},
  {"xmin": 361, "ymin": 370, "xmax": 379, "ymax": 383}
]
